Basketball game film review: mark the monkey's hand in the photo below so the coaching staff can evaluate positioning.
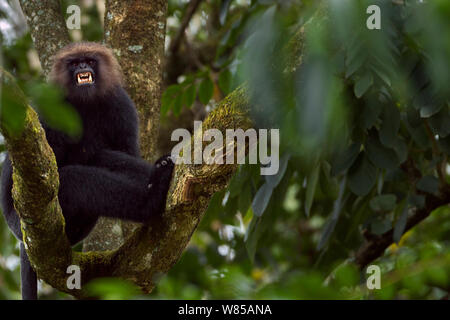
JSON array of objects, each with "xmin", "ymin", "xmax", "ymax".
[{"xmin": 147, "ymin": 155, "xmax": 175, "ymax": 214}]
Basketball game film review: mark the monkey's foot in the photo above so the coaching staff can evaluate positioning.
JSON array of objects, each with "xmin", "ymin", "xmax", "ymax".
[{"xmin": 147, "ymin": 155, "xmax": 175, "ymax": 191}]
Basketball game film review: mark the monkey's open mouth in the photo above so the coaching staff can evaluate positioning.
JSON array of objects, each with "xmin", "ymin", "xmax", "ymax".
[{"xmin": 76, "ymin": 72, "xmax": 94, "ymax": 85}]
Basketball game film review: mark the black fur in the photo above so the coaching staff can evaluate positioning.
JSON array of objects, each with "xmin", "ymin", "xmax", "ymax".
[{"xmin": 0, "ymin": 54, "xmax": 174, "ymax": 299}]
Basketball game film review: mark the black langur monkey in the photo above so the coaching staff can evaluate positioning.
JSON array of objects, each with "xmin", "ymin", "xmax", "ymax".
[{"xmin": 0, "ymin": 42, "xmax": 174, "ymax": 299}]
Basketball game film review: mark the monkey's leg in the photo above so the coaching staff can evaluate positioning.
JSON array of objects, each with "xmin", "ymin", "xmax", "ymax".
[
  {"xmin": 89, "ymin": 149, "xmax": 153, "ymax": 182},
  {"xmin": 58, "ymin": 165, "xmax": 171, "ymax": 243},
  {"xmin": 20, "ymin": 242, "xmax": 37, "ymax": 300}
]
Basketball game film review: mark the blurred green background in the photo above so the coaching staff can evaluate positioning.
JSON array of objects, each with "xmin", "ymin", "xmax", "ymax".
[{"xmin": 0, "ymin": 0, "xmax": 449, "ymax": 299}]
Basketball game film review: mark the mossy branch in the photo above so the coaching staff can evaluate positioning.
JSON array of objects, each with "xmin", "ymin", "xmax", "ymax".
[{"xmin": 1, "ymin": 69, "xmax": 73, "ymax": 295}]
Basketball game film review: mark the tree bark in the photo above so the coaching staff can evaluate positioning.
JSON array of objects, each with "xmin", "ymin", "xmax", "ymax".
[
  {"xmin": 104, "ymin": 0, "xmax": 167, "ymax": 161},
  {"xmin": 18, "ymin": 0, "xmax": 70, "ymax": 76},
  {"xmin": 1, "ymin": 69, "xmax": 73, "ymax": 295}
]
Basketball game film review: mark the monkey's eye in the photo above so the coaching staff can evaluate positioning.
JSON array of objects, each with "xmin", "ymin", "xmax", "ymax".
[
  {"xmin": 70, "ymin": 61, "xmax": 78, "ymax": 67},
  {"xmin": 88, "ymin": 60, "xmax": 96, "ymax": 67}
]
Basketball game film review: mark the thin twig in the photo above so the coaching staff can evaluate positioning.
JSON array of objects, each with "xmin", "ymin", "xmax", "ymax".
[{"xmin": 170, "ymin": 0, "xmax": 204, "ymax": 54}]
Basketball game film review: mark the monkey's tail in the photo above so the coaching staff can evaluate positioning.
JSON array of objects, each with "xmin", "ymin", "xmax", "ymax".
[{"xmin": 20, "ymin": 242, "xmax": 37, "ymax": 300}]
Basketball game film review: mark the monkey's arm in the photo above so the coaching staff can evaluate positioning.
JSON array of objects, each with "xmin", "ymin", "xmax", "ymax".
[
  {"xmin": 110, "ymin": 87, "xmax": 140, "ymax": 157},
  {"xmin": 42, "ymin": 125, "xmax": 69, "ymax": 167}
]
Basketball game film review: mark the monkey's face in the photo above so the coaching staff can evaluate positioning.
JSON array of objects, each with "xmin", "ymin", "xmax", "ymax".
[
  {"xmin": 67, "ymin": 57, "xmax": 97, "ymax": 87},
  {"xmin": 59, "ymin": 54, "xmax": 103, "ymax": 101},
  {"xmin": 50, "ymin": 43, "xmax": 124, "ymax": 101}
]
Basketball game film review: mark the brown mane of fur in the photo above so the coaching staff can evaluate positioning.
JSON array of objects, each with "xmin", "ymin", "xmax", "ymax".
[{"xmin": 49, "ymin": 42, "xmax": 124, "ymax": 96}]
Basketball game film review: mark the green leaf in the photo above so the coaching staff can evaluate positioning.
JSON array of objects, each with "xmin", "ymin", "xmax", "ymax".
[
  {"xmin": 251, "ymin": 182, "xmax": 273, "ymax": 217},
  {"xmin": 392, "ymin": 137, "xmax": 408, "ymax": 165},
  {"xmin": 419, "ymin": 103, "xmax": 442, "ymax": 118},
  {"xmin": 354, "ymin": 73, "xmax": 373, "ymax": 98},
  {"xmin": 345, "ymin": 40, "xmax": 365, "ymax": 78},
  {"xmin": 348, "ymin": 153, "xmax": 377, "ymax": 196},
  {"xmin": 161, "ymin": 84, "xmax": 181, "ymax": 116},
  {"xmin": 245, "ymin": 202, "xmax": 277, "ymax": 262},
  {"xmin": 219, "ymin": 0, "xmax": 232, "ymax": 25},
  {"xmin": 218, "ymin": 69, "xmax": 232, "ymax": 95},
  {"xmin": 345, "ymin": 55, "xmax": 364, "ymax": 78},
  {"xmin": 228, "ymin": 166, "xmax": 249, "ymax": 198},
  {"xmin": 407, "ymin": 193, "xmax": 425, "ymax": 209},
  {"xmin": 366, "ymin": 133, "xmax": 399, "ymax": 170},
  {"xmin": 0, "ymin": 84, "xmax": 27, "ymax": 135},
  {"xmin": 369, "ymin": 194, "xmax": 397, "ymax": 212},
  {"xmin": 26, "ymin": 83, "xmax": 82, "ymax": 138},
  {"xmin": 416, "ymin": 175, "xmax": 439, "ymax": 195},
  {"xmin": 426, "ymin": 266, "xmax": 448, "ymax": 287},
  {"xmin": 393, "ymin": 205, "xmax": 408, "ymax": 244},
  {"xmin": 204, "ymin": 190, "xmax": 225, "ymax": 218},
  {"xmin": 265, "ymin": 153, "xmax": 290, "ymax": 188},
  {"xmin": 331, "ymin": 143, "xmax": 361, "ymax": 176},
  {"xmin": 370, "ymin": 218, "xmax": 391, "ymax": 235},
  {"xmin": 245, "ymin": 213, "xmax": 272, "ymax": 263},
  {"xmin": 182, "ymin": 84, "xmax": 197, "ymax": 109},
  {"xmin": 380, "ymin": 104, "xmax": 400, "ymax": 148},
  {"xmin": 238, "ymin": 183, "xmax": 252, "ymax": 215},
  {"xmin": 429, "ymin": 107, "xmax": 450, "ymax": 138},
  {"xmin": 223, "ymin": 196, "xmax": 238, "ymax": 219},
  {"xmin": 317, "ymin": 178, "xmax": 347, "ymax": 250},
  {"xmin": 404, "ymin": 117, "xmax": 430, "ymax": 149},
  {"xmin": 370, "ymin": 64, "xmax": 391, "ymax": 87},
  {"xmin": 198, "ymin": 77, "xmax": 214, "ymax": 105},
  {"xmin": 361, "ymin": 101, "xmax": 382, "ymax": 130},
  {"xmin": 374, "ymin": 284, "xmax": 396, "ymax": 300},
  {"xmin": 305, "ymin": 164, "xmax": 320, "ymax": 217},
  {"xmin": 334, "ymin": 264, "xmax": 359, "ymax": 287},
  {"xmin": 439, "ymin": 134, "xmax": 450, "ymax": 155},
  {"xmin": 85, "ymin": 278, "xmax": 141, "ymax": 300},
  {"xmin": 406, "ymin": 105, "xmax": 422, "ymax": 128},
  {"xmin": 245, "ymin": 217, "xmax": 260, "ymax": 263},
  {"xmin": 172, "ymin": 92, "xmax": 183, "ymax": 116}
]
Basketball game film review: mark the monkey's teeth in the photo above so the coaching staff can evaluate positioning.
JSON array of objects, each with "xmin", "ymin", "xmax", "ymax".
[{"xmin": 77, "ymin": 72, "xmax": 93, "ymax": 84}]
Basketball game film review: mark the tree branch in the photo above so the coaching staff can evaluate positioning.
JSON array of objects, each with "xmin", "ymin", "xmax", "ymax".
[
  {"xmin": 169, "ymin": 0, "xmax": 204, "ymax": 54},
  {"xmin": 0, "ymin": 69, "xmax": 74, "ymax": 295},
  {"xmin": 355, "ymin": 184, "xmax": 450, "ymax": 269},
  {"xmin": 18, "ymin": 0, "xmax": 70, "ymax": 76}
]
